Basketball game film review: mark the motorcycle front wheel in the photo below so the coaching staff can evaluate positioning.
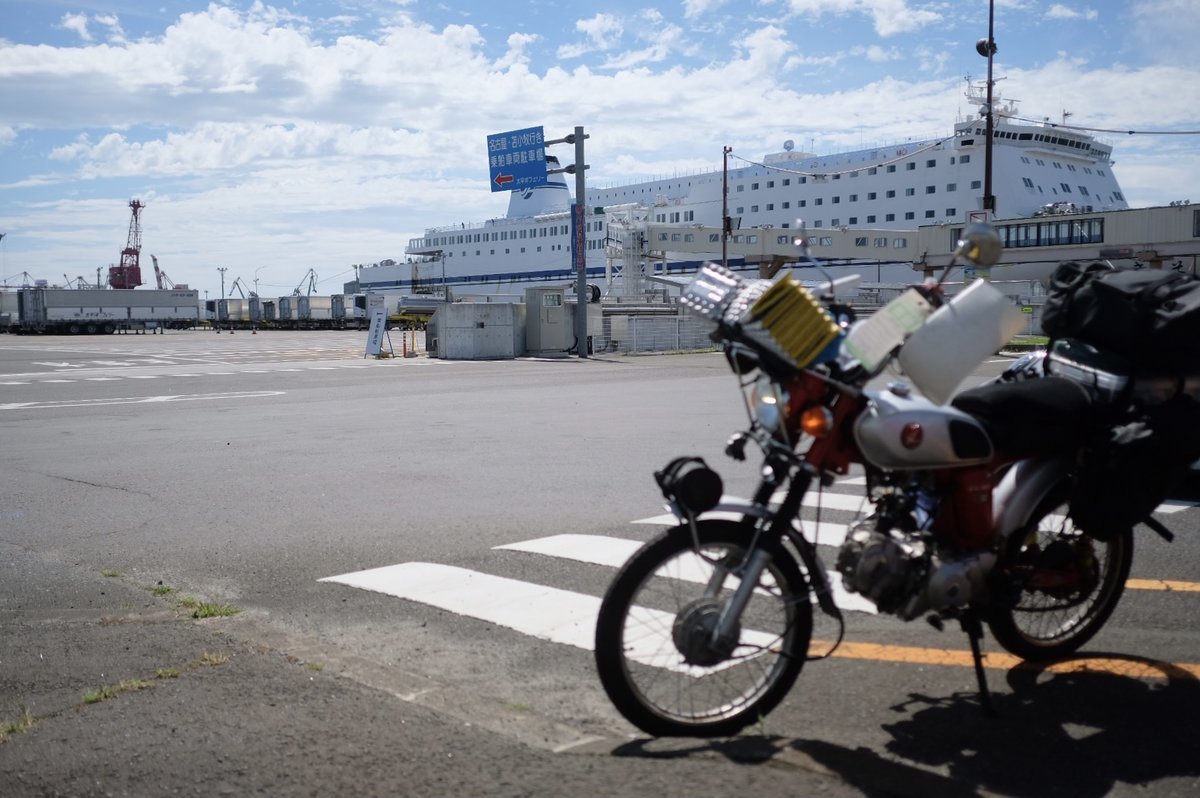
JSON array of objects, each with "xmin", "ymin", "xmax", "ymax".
[
  {"xmin": 988, "ymin": 483, "xmax": 1133, "ymax": 661},
  {"xmin": 594, "ymin": 520, "xmax": 813, "ymax": 737}
]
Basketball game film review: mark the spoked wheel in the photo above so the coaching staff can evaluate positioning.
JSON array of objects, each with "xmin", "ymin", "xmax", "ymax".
[
  {"xmin": 594, "ymin": 520, "xmax": 812, "ymax": 737},
  {"xmin": 988, "ymin": 482, "xmax": 1132, "ymax": 661}
]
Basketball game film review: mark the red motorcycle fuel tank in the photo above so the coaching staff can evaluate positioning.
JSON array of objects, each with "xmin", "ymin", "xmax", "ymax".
[{"xmin": 853, "ymin": 384, "xmax": 993, "ymax": 470}]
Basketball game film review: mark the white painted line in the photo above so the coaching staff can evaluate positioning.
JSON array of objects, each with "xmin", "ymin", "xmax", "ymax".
[
  {"xmin": 41, "ymin": 379, "xmax": 75, "ymax": 383},
  {"xmin": 0, "ymin": 391, "xmax": 284, "ymax": 411},
  {"xmin": 0, "ymin": 381, "xmax": 30, "ymax": 386},
  {"xmin": 84, "ymin": 377, "xmax": 121, "ymax": 382},
  {"xmin": 125, "ymin": 375, "xmax": 159, "ymax": 379},
  {"xmin": 495, "ymin": 534, "xmax": 876, "ymax": 614},
  {"xmin": 1156, "ymin": 500, "xmax": 1199, "ymax": 515},
  {"xmin": 320, "ymin": 562, "xmax": 778, "ymax": 672}
]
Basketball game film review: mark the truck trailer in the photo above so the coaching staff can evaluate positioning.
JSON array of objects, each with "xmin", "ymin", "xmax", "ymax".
[{"xmin": 7, "ymin": 287, "xmax": 201, "ymax": 334}]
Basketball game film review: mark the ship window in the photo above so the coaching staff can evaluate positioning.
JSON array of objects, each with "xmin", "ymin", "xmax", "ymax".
[
  {"xmin": 819, "ymin": 236, "xmax": 833, "ymax": 246},
  {"xmin": 685, "ymin": 234, "xmax": 695, "ymax": 242},
  {"xmin": 1054, "ymin": 162, "xmax": 1063, "ymax": 169},
  {"xmin": 926, "ymin": 159, "xmax": 936, "ymax": 168},
  {"xmin": 886, "ymin": 165, "xmax": 896, "ymax": 173},
  {"xmin": 815, "ymin": 198, "xmax": 823, "ymax": 205},
  {"xmin": 1060, "ymin": 183, "xmax": 1072, "ymax": 193},
  {"xmin": 849, "ymin": 194, "xmax": 858, "ymax": 202},
  {"xmin": 751, "ymin": 205, "xmax": 759, "ymax": 212},
  {"xmin": 833, "ymin": 174, "xmax": 841, "ymax": 180},
  {"xmin": 737, "ymin": 185, "xmax": 745, "ymax": 192},
  {"xmin": 868, "ymin": 192, "xmax": 877, "ymax": 200},
  {"xmin": 886, "ymin": 190, "xmax": 896, "ymax": 198},
  {"xmin": 1193, "ymin": 210, "xmax": 1200, "ymax": 238},
  {"xmin": 1068, "ymin": 164, "xmax": 1077, "ymax": 172},
  {"xmin": 875, "ymin": 237, "xmax": 887, "ymax": 247},
  {"xmin": 947, "ymin": 183, "xmax": 957, "ymax": 192},
  {"xmin": 1019, "ymin": 133, "xmax": 1032, "ymax": 140},
  {"xmin": 767, "ymin": 181, "xmax": 774, "ymax": 188},
  {"xmin": 946, "ymin": 208, "xmax": 957, "ymax": 217},
  {"xmin": 849, "ymin": 217, "xmax": 858, "ymax": 224},
  {"xmin": 885, "ymin": 213, "xmax": 895, "ymax": 221},
  {"xmin": 767, "ymin": 203, "xmax": 774, "ymax": 211},
  {"xmin": 971, "ymin": 180, "xmax": 982, "ymax": 189},
  {"xmin": 906, "ymin": 163, "xmax": 916, "ymax": 171},
  {"xmin": 926, "ymin": 186, "xmax": 936, "ymax": 194},
  {"xmin": 893, "ymin": 238, "xmax": 908, "ymax": 248},
  {"xmin": 855, "ymin": 237, "xmax": 868, "ymax": 246},
  {"xmin": 832, "ymin": 196, "xmax": 840, "ymax": 204},
  {"xmin": 799, "ymin": 200, "xmax": 807, "ymax": 207},
  {"xmin": 905, "ymin": 188, "xmax": 915, "ymax": 196},
  {"xmin": 867, "ymin": 215, "xmax": 876, "ymax": 223},
  {"xmin": 783, "ymin": 179, "xmax": 791, "ymax": 186},
  {"xmin": 960, "ymin": 154, "xmax": 971, "ymax": 163},
  {"xmin": 709, "ymin": 233, "xmax": 720, "ymax": 242},
  {"xmin": 1079, "ymin": 186, "xmax": 1089, "ymax": 196},
  {"xmin": 799, "ymin": 177, "xmax": 807, "ymax": 184},
  {"xmin": 868, "ymin": 167, "xmax": 878, "ymax": 175},
  {"xmin": 925, "ymin": 210, "xmax": 935, "ymax": 218},
  {"xmin": 831, "ymin": 218, "xmax": 840, "ymax": 226},
  {"xmin": 783, "ymin": 202, "xmax": 790, "ymax": 209},
  {"xmin": 736, "ymin": 206, "xmax": 744, "ymax": 214},
  {"xmin": 905, "ymin": 212, "xmax": 915, "ymax": 220}
]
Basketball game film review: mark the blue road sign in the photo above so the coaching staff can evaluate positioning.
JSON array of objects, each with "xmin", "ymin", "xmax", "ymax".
[{"xmin": 487, "ymin": 126, "xmax": 549, "ymax": 192}]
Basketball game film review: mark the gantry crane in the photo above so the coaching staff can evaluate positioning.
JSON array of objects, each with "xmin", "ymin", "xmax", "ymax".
[{"xmin": 292, "ymin": 268, "xmax": 317, "ymax": 296}]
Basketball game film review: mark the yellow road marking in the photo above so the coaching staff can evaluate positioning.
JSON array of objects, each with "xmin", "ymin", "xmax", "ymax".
[
  {"xmin": 1127, "ymin": 578, "xmax": 1200, "ymax": 592},
  {"xmin": 815, "ymin": 641, "xmax": 1200, "ymax": 680}
]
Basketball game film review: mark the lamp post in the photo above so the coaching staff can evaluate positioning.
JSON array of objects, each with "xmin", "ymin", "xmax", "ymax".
[
  {"xmin": 977, "ymin": 0, "xmax": 998, "ymax": 217},
  {"xmin": 217, "ymin": 267, "xmax": 227, "ymax": 333}
]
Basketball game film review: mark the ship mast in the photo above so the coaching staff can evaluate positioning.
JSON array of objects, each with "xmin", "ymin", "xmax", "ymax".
[{"xmin": 977, "ymin": 1, "xmax": 998, "ymax": 217}]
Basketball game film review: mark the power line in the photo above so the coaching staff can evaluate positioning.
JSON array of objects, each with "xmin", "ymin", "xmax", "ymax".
[{"xmin": 1009, "ymin": 115, "xmax": 1200, "ymax": 136}]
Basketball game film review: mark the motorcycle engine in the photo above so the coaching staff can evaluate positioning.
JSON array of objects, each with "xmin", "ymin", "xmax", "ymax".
[{"xmin": 836, "ymin": 515, "xmax": 997, "ymax": 621}]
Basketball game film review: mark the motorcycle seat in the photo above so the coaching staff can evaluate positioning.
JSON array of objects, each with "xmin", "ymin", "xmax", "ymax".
[{"xmin": 951, "ymin": 377, "xmax": 1096, "ymax": 458}]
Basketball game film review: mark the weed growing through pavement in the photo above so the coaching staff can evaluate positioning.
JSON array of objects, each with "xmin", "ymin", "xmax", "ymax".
[
  {"xmin": 198, "ymin": 652, "xmax": 229, "ymax": 666},
  {"xmin": 192, "ymin": 602, "xmax": 241, "ymax": 619},
  {"xmin": 0, "ymin": 703, "xmax": 37, "ymax": 743}
]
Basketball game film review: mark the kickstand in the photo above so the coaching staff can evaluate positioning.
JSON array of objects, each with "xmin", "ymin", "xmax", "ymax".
[{"xmin": 961, "ymin": 613, "xmax": 998, "ymax": 718}]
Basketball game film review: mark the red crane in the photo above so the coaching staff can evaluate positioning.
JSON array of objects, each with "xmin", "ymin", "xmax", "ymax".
[{"xmin": 108, "ymin": 199, "xmax": 145, "ymax": 289}]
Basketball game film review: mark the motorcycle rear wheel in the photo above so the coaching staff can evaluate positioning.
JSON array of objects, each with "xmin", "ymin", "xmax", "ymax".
[
  {"xmin": 594, "ymin": 520, "xmax": 812, "ymax": 737},
  {"xmin": 988, "ymin": 483, "xmax": 1132, "ymax": 661}
]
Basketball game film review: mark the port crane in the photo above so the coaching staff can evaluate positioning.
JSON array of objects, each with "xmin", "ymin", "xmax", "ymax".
[
  {"xmin": 228, "ymin": 277, "xmax": 248, "ymax": 298},
  {"xmin": 151, "ymin": 255, "xmax": 176, "ymax": 290},
  {"xmin": 292, "ymin": 268, "xmax": 317, "ymax": 296},
  {"xmin": 109, "ymin": 199, "xmax": 145, "ymax": 289}
]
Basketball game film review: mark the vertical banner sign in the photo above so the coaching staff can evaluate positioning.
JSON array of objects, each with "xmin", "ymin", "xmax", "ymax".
[
  {"xmin": 571, "ymin": 203, "xmax": 586, "ymax": 282},
  {"xmin": 364, "ymin": 294, "xmax": 388, "ymax": 357},
  {"xmin": 487, "ymin": 127, "xmax": 549, "ymax": 192}
]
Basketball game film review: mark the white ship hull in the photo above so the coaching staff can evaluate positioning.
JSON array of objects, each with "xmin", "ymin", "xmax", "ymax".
[{"xmin": 362, "ymin": 89, "xmax": 1127, "ymax": 300}]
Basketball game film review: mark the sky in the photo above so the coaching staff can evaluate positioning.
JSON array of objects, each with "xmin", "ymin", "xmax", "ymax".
[{"xmin": 1, "ymin": 0, "xmax": 1198, "ymax": 300}]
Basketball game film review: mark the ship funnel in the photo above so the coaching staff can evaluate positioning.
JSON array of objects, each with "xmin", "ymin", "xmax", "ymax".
[{"xmin": 504, "ymin": 156, "xmax": 572, "ymax": 218}]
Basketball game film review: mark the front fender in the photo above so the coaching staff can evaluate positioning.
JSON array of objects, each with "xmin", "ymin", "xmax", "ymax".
[{"xmin": 992, "ymin": 456, "xmax": 1073, "ymax": 543}]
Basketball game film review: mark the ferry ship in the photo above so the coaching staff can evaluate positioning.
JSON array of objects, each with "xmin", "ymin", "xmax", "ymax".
[{"xmin": 360, "ymin": 82, "xmax": 1128, "ymax": 300}]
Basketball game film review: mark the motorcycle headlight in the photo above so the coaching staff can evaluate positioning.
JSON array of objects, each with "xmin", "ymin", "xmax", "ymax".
[{"xmin": 752, "ymin": 378, "xmax": 787, "ymax": 433}]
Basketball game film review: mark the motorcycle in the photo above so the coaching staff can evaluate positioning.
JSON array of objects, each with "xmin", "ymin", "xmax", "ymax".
[{"xmin": 593, "ymin": 224, "xmax": 1200, "ymax": 737}]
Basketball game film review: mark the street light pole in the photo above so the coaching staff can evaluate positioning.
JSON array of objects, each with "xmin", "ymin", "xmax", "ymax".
[{"xmin": 217, "ymin": 266, "xmax": 227, "ymax": 333}]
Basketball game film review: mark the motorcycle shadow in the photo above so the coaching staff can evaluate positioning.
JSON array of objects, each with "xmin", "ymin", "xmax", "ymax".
[
  {"xmin": 605, "ymin": 654, "xmax": 1198, "ymax": 797},
  {"xmin": 880, "ymin": 653, "xmax": 1200, "ymax": 797}
]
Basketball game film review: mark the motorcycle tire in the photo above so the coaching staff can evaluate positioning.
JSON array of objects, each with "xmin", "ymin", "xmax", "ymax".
[
  {"xmin": 594, "ymin": 520, "xmax": 812, "ymax": 737},
  {"xmin": 988, "ymin": 481, "xmax": 1133, "ymax": 661}
]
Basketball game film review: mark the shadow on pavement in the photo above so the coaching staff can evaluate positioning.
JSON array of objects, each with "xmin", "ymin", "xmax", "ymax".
[
  {"xmin": 881, "ymin": 653, "xmax": 1200, "ymax": 797},
  {"xmin": 603, "ymin": 654, "xmax": 1198, "ymax": 797}
]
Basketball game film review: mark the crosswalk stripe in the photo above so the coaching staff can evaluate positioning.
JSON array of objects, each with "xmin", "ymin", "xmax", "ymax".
[
  {"xmin": 495, "ymin": 533, "xmax": 877, "ymax": 614},
  {"xmin": 319, "ymin": 562, "xmax": 767, "ymax": 673}
]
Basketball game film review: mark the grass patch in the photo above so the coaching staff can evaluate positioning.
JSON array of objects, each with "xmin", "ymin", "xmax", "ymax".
[
  {"xmin": 176, "ymin": 596, "xmax": 199, "ymax": 609},
  {"xmin": 191, "ymin": 602, "xmax": 240, "ymax": 619},
  {"xmin": 82, "ymin": 679, "xmax": 153, "ymax": 705},
  {"xmin": 100, "ymin": 570, "xmax": 122, "ymax": 578},
  {"xmin": 149, "ymin": 584, "xmax": 176, "ymax": 597},
  {"xmin": 155, "ymin": 668, "xmax": 180, "ymax": 679},
  {"xmin": 1, "ymin": 703, "xmax": 37, "ymax": 742},
  {"xmin": 304, "ymin": 662, "xmax": 323, "ymax": 672},
  {"xmin": 198, "ymin": 652, "xmax": 228, "ymax": 667}
]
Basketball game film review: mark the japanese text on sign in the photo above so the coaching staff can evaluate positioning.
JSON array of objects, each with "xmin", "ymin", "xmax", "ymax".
[{"xmin": 486, "ymin": 126, "xmax": 549, "ymax": 192}]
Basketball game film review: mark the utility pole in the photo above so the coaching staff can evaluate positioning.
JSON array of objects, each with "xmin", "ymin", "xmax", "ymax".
[
  {"xmin": 217, "ymin": 266, "xmax": 227, "ymax": 333},
  {"xmin": 977, "ymin": 0, "xmax": 998, "ymax": 217},
  {"xmin": 547, "ymin": 126, "xmax": 590, "ymax": 358},
  {"xmin": 722, "ymin": 146, "xmax": 732, "ymax": 268}
]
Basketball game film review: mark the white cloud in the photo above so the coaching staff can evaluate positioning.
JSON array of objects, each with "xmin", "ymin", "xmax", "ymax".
[
  {"xmin": 783, "ymin": 0, "xmax": 942, "ymax": 37},
  {"xmin": 683, "ymin": 0, "xmax": 729, "ymax": 18},
  {"xmin": 1045, "ymin": 4, "xmax": 1099, "ymax": 21},
  {"xmin": 58, "ymin": 13, "xmax": 92, "ymax": 42},
  {"xmin": 1131, "ymin": 0, "xmax": 1200, "ymax": 63}
]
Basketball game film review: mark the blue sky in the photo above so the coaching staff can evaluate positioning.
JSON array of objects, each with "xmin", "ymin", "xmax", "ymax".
[{"xmin": 2, "ymin": 0, "xmax": 1198, "ymax": 298}]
